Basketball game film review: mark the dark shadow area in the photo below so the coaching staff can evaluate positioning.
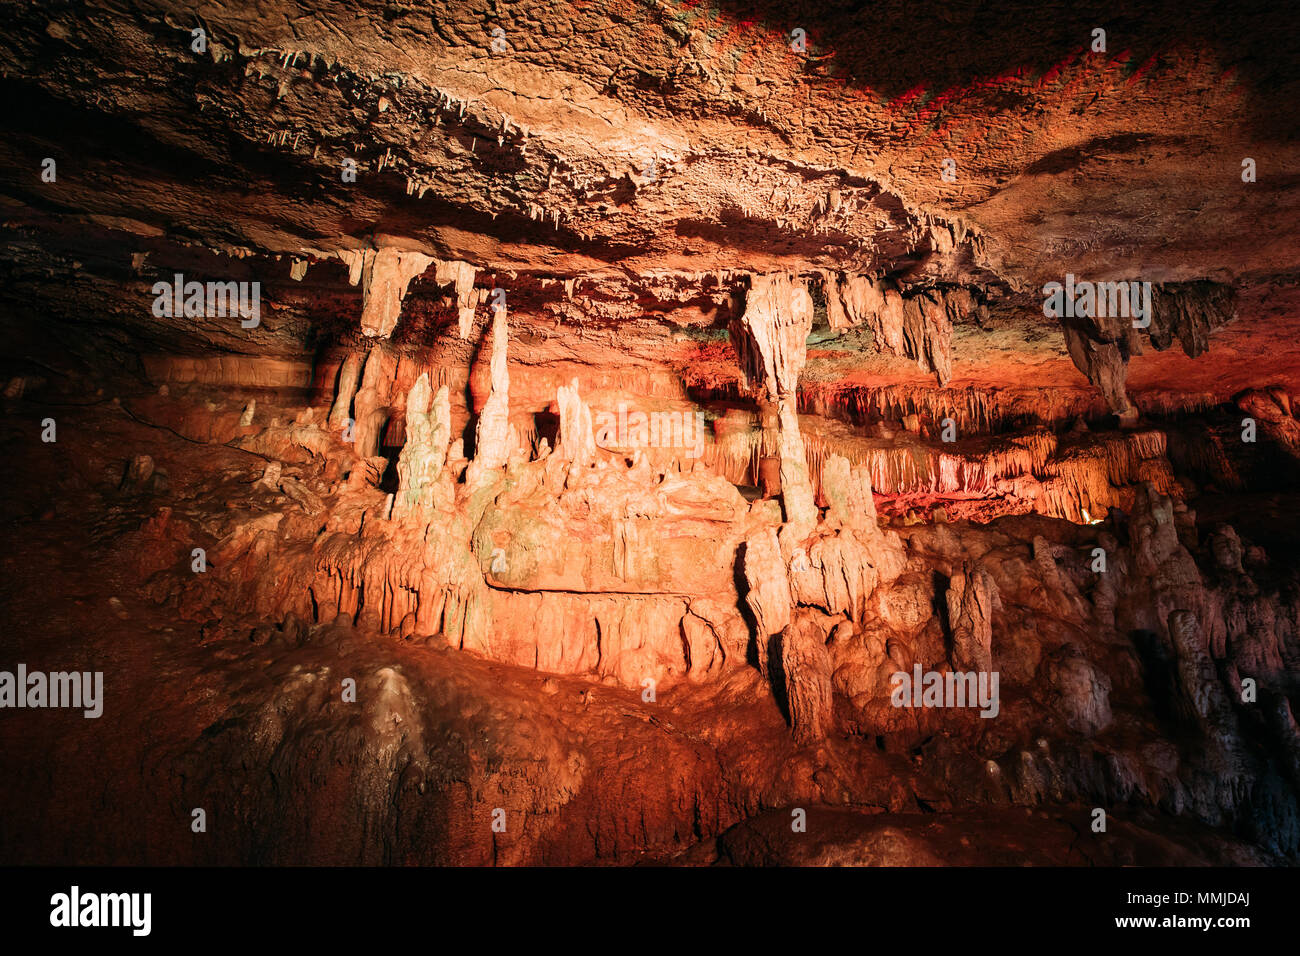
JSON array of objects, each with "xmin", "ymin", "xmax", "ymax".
[{"xmin": 705, "ymin": 0, "xmax": 1300, "ymax": 138}]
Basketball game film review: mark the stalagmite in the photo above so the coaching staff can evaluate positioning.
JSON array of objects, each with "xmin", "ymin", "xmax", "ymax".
[
  {"xmin": 1045, "ymin": 648, "xmax": 1113, "ymax": 734},
  {"xmin": 393, "ymin": 373, "xmax": 451, "ymax": 519},
  {"xmin": 465, "ymin": 305, "xmax": 511, "ymax": 484},
  {"xmin": 328, "ymin": 352, "xmax": 363, "ymax": 429},
  {"xmin": 351, "ymin": 346, "xmax": 397, "ymax": 459},
  {"xmin": 555, "ymin": 379, "xmax": 596, "ymax": 467},
  {"xmin": 780, "ymin": 616, "xmax": 835, "ymax": 745},
  {"xmin": 742, "ymin": 527, "xmax": 793, "ymax": 672},
  {"xmin": 1168, "ymin": 609, "xmax": 1236, "ymax": 734}
]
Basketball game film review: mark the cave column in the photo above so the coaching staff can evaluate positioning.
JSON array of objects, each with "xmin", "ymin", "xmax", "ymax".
[
  {"xmin": 731, "ymin": 273, "xmax": 818, "ymax": 531},
  {"xmin": 465, "ymin": 303, "xmax": 513, "ymax": 486}
]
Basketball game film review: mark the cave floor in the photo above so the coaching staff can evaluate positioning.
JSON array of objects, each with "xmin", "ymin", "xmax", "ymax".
[{"xmin": 0, "ymin": 383, "xmax": 1282, "ymax": 865}]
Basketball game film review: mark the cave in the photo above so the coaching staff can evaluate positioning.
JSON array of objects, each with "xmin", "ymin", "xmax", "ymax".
[{"xmin": 2, "ymin": 0, "xmax": 1300, "ymax": 878}]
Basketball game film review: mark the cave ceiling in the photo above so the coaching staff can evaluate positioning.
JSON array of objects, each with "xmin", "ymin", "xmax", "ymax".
[
  {"xmin": 7, "ymin": 0, "xmax": 1300, "ymax": 874},
  {"xmin": 2, "ymin": 0, "xmax": 1298, "ymax": 404}
]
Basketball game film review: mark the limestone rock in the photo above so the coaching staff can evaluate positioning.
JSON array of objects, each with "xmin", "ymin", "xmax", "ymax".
[
  {"xmin": 1045, "ymin": 647, "xmax": 1113, "ymax": 735},
  {"xmin": 328, "ymin": 353, "xmax": 364, "ymax": 430},
  {"xmin": 730, "ymin": 274, "xmax": 818, "ymax": 529},
  {"xmin": 744, "ymin": 527, "xmax": 793, "ymax": 665},
  {"xmin": 780, "ymin": 615, "xmax": 836, "ymax": 745},
  {"xmin": 465, "ymin": 306, "xmax": 512, "ymax": 484},
  {"xmin": 394, "ymin": 373, "xmax": 451, "ymax": 518},
  {"xmin": 433, "ymin": 259, "xmax": 479, "ymax": 338},
  {"xmin": 946, "ymin": 564, "xmax": 996, "ymax": 673},
  {"xmin": 821, "ymin": 454, "xmax": 877, "ymax": 530},
  {"xmin": 555, "ymin": 379, "xmax": 596, "ymax": 467},
  {"xmin": 355, "ymin": 247, "xmax": 435, "ymax": 339}
]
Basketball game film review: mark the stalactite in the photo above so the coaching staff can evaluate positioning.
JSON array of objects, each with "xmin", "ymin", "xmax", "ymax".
[
  {"xmin": 797, "ymin": 380, "xmax": 1218, "ymax": 438},
  {"xmin": 732, "ymin": 274, "xmax": 817, "ymax": 529},
  {"xmin": 819, "ymin": 273, "xmax": 964, "ymax": 385},
  {"xmin": 1062, "ymin": 323, "xmax": 1134, "ymax": 420},
  {"xmin": 1148, "ymin": 282, "xmax": 1237, "ymax": 359},
  {"xmin": 432, "ymin": 259, "xmax": 479, "ymax": 337},
  {"xmin": 342, "ymin": 247, "xmax": 436, "ymax": 339},
  {"xmin": 1059, "ymin": 281, "xmax": 1236, "ymax": 418}
]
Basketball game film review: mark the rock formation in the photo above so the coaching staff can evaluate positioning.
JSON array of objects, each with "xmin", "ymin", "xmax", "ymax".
[
  {"xmin": 781, "ymin": 616, "xmax": 837, "ymax": 745},
  {"xmin": 732, "ymin": 274, "xmax": 818, "ymax": 530},
  {"xmin": 2, "ymin": 0, "xmax": 1300, "ymax": 874},
  {"xmin": 343, "ymin": 247, "xmax": 436, "ymax": 339},
  {"xmin": 393, "ymin": 373, "xmax": 452, "ymax": 519},
  {"xmin": 945, "ymin": 565, "xmax": 996, "ymax": 674},
  {"xmin": 464, "ymin": 304, "xmax": 512, "ymax": 484}
]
